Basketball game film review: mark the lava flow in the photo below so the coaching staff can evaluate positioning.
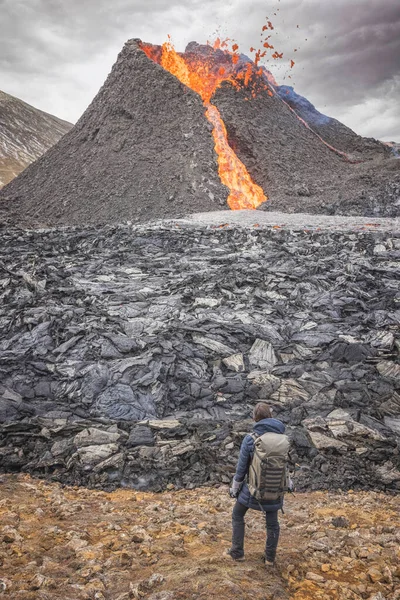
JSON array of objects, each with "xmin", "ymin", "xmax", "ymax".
[{"xmin": 141, "ymin": 40, "xmax": 267, "ymax": 210}]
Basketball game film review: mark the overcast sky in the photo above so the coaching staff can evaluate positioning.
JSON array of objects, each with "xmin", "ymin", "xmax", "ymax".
[{"xmin": 1, "ymin": 0, "xmax": 399, "ymax": 141}]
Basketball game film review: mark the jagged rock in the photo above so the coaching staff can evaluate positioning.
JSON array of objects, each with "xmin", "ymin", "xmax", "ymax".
[
  {"xmin": 74, "ymin": 428, "xmax": 121, "ymax": 447},
  {"xmin": 51, "ymin": 438, "xmax": 75, "ymax": 458},
  {"xmin": 1, "ymin": 526, "xmax": 21, "ymax": 543},
  {"xmin": 374, "ymin": 461, "xmax": 400, "ymax": 484},
  {"xmin": 367, "ymin": 330, "xmax": 395, "ymax": 349},
  {"xmin": 74, "ymin": 444, "xmax": 119, "ymax": 466},
  {"xmin": 93, "ymin": 451, "xmax": 124, "ymax": 474},
  {"xmin": 129, "ymin": 573, "xmax": 165, "ymax": 598},
  {"xmin": 194, "ymin": 298, "xmax": 221, "ymax": 308},
  {"xmin": 383, "ymin": 417, "xmax": 400, "ymax": 435},
  {"xmin": 326, "ymin": 409, "xmax": 355, "ymax": 421},
  {"xmin": 223, "ymin": 353, "xmax": 245, "ymax": 372},
  {"xmin": 249, "ymin": 339, "xmax": 278, "ymax": 370},
  {"xmin": 305, "ymin": 572, "xmax": 325, "ymax": 583},
  {"xmin": 171, "ymin": 441, "xmax": 195, "ymax": 457},
  {"xmin": 0, "ymin": 222, "xmax": 398, "ymax": 492},
  {"xmin": 326, "ymin": 417, "xmax": 386, "ymax": 442},
  {"xmin": 147, "ymin": 420, "xmax": 181, "ymax": 430},
  {"xmin": 94, "ymin": 384, "xmax": 157, "ymax": 420},
  {"xmin": 192, "ymin": 335, "xmax": 235, "ymax": 356},
  {"xmin": 377, "ymin": 361, "xmax": 400, "ymax": 381},
  {"xmin": 379, "ymin": 388, "xmax": 400, "ymax": 412},
  {"xmin": 271, "ymin": 379, "xmax": 309, "ymax": 405},
  {"xmin": 331, "ymin": 516, "xmax": 350, "ymax": 528},
  {"xmin": 368, "ymin": 567, "xmax": 385, "ymax": 583},
  {"xmin": 127, "ymin": 426, "xmax": 155, "ymax": 447},
  {"xmin": 308, "ymin": 431, "xmax": 348, "ymax": 450}
]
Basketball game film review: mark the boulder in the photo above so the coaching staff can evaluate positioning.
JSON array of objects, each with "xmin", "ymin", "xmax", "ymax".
[{"xmin": 75, "ymin": 444, "xmax": 119, "ymax": 466}]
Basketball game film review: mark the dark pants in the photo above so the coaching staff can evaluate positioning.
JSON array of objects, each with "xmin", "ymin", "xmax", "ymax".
[{"xmin": 231, "ymin": 501, "xmax": 280, "ymax": 561}]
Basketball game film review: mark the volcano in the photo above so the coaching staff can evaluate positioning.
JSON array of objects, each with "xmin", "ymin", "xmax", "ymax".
[
  {"xmin": 0, "ymin": 38, "xmax": 399, "ymax": 500},
  {"xmin": 0, "ymin": 38, "xmax": 398, "ymax": 226}
]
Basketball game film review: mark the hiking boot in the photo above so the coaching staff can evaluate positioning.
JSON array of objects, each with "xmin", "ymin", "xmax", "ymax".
[
  {"xmin": 224, "ymin": 548, "xmax": 245, "ymax": 561},
  {"xmin": 264, "ymin": 559, "xmax": 275, "ymax": 568},
  {"xmin": 261, "ymin": 554, "xmax": 275, "ymax": 568}
]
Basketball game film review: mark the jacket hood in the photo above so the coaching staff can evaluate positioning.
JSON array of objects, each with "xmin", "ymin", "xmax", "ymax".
[{"xmin": 253, "ymin": 418, "xmax": 285, "ymax": 435}]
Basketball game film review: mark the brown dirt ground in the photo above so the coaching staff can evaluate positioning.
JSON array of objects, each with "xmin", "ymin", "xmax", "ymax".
[{"xmin": 0, "ymin": 474, "xmax": 399, "ymax": 600}]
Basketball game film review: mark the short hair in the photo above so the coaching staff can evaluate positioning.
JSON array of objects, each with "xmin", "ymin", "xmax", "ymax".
[{"xmin": 253, "ymin": 402, "xmax": 272, "ymax": 422}]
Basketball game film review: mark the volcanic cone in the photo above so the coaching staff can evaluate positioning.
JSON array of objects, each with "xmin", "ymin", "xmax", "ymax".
[
  {"xmin": 1, "ymin": 38, "xmax": 398, "ymax": 224},
  {"xmin": 0, "ymin": 39, "xmax": 229, "ymax": 226}
]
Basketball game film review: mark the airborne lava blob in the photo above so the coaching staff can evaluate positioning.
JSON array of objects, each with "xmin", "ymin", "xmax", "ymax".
[{"xmin": 141, "ymin": 40, "xmax": 267, "ymax": 210}]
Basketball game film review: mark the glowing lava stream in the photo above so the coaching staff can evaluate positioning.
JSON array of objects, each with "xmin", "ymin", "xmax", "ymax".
[
  {"xmin": 143, "ymin": 41, "xmax": 266, "ymax": 210},
  {"xmin": 205, "ymin": 105, "xmax": 266, "ymax": 210}
]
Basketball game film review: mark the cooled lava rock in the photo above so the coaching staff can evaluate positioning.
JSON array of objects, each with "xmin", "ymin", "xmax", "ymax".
[{"xmin": 0, "ymin": 221, "xmax": 399, "ymax": 492}]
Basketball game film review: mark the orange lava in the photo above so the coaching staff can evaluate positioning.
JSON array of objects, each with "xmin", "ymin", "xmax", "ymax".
[
  {"xmin": 141, "ymin": 40, "xmax": 267, "ymax": 210},
  {"xmin": 206, "ymin": 105, "xmax": 266, "ymax": 209}
]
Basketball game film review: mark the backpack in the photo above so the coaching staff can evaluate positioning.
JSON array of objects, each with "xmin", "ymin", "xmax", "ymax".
[{"xmin": 247, "ymin": 432, "xmax": 290, "ymax": 501}]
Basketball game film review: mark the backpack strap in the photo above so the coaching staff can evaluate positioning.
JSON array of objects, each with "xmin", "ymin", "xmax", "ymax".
[
  {"xmin": 249, "ymin": 432, "xmax": 259, "ymax": 454},
  {"xmin": 247, "ymin": 432, "xmax": 259, "ymax": 478}
]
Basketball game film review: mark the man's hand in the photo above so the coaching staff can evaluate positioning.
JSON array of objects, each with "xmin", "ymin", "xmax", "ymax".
[{"xmin": 229, "ymin": 478, "xmax": 242, "ymax": 498}]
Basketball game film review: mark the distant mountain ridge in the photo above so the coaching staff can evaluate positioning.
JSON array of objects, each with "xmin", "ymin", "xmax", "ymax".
[{"xmin": 0, "ymin": 90, "xmax": 72, "ymax": 188}]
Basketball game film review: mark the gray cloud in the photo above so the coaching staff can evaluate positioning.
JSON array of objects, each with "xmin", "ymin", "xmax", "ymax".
[{"xmin": 1, "ymin": 0, "xmax": 399, "ymax": 140}]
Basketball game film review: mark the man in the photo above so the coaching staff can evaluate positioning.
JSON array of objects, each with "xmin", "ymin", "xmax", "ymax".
[{"xmin": 226, "ymin": 402, "xmax": 287, "ymax": 566}]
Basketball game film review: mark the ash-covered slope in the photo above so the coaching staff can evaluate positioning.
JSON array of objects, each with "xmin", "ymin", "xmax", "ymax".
[
  {"xmin": 213, "ymin": 82, "xmax": 400, "ymax": 217},
  {"xmin": 153, "ymin": 41, "xmax": 400, "ymax": 218},
  {"xmin": 212, "ymin": 80, "xmax": 347, "ymax": 201},
  {"xmin": 0, "ymin": 90, "xmax": 72, "ymax": 188},
  {"xmin": 0, "ymin": 40, "xmax": 228, "ymax": 226},
  {"xmin": 276, "ymin": 85, "xmax": 391, "ymax": 161}
]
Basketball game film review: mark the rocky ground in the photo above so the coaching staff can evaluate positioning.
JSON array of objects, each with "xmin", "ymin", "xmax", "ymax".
[
  {"xmin": 0, "ymin": 474, "xmax": 399, "ymax": 600},
  {"xmin": 181, "ymin": 210, "xmax": 400, "ymax": 231},
  {"xmin": 0, "ymin": 215, "xmax": 399, "ymax": 492}
]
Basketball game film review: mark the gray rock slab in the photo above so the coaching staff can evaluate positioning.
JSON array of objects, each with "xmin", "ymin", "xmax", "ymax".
[
  {"xmin": 249, "ymin": 339, "xmax": 278, "ymax": 370},
  {"xmin": 308, "ymin": 431, "xmax": 348, "ymax": 450},
  {"xmin": 75, "ymin": 443, "xmax": 119, "ymax": 466},
  {"xmin": 74, "ymin": 427, "xmax": 121, "ymax": 447},
  {"xmin": 384, "ymin": 417, "xmax": 400, "ymax": 436}
]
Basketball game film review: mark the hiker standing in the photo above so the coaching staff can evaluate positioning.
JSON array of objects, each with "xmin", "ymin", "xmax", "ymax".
[{"xmin": 226, "ymin": 402, "xmax": 289, "ymax": 566}]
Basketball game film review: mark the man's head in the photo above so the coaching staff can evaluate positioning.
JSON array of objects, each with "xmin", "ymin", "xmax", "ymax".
[{"xmin": 253, "ymin": 402, "xmax": 272, "ymax": 422}]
